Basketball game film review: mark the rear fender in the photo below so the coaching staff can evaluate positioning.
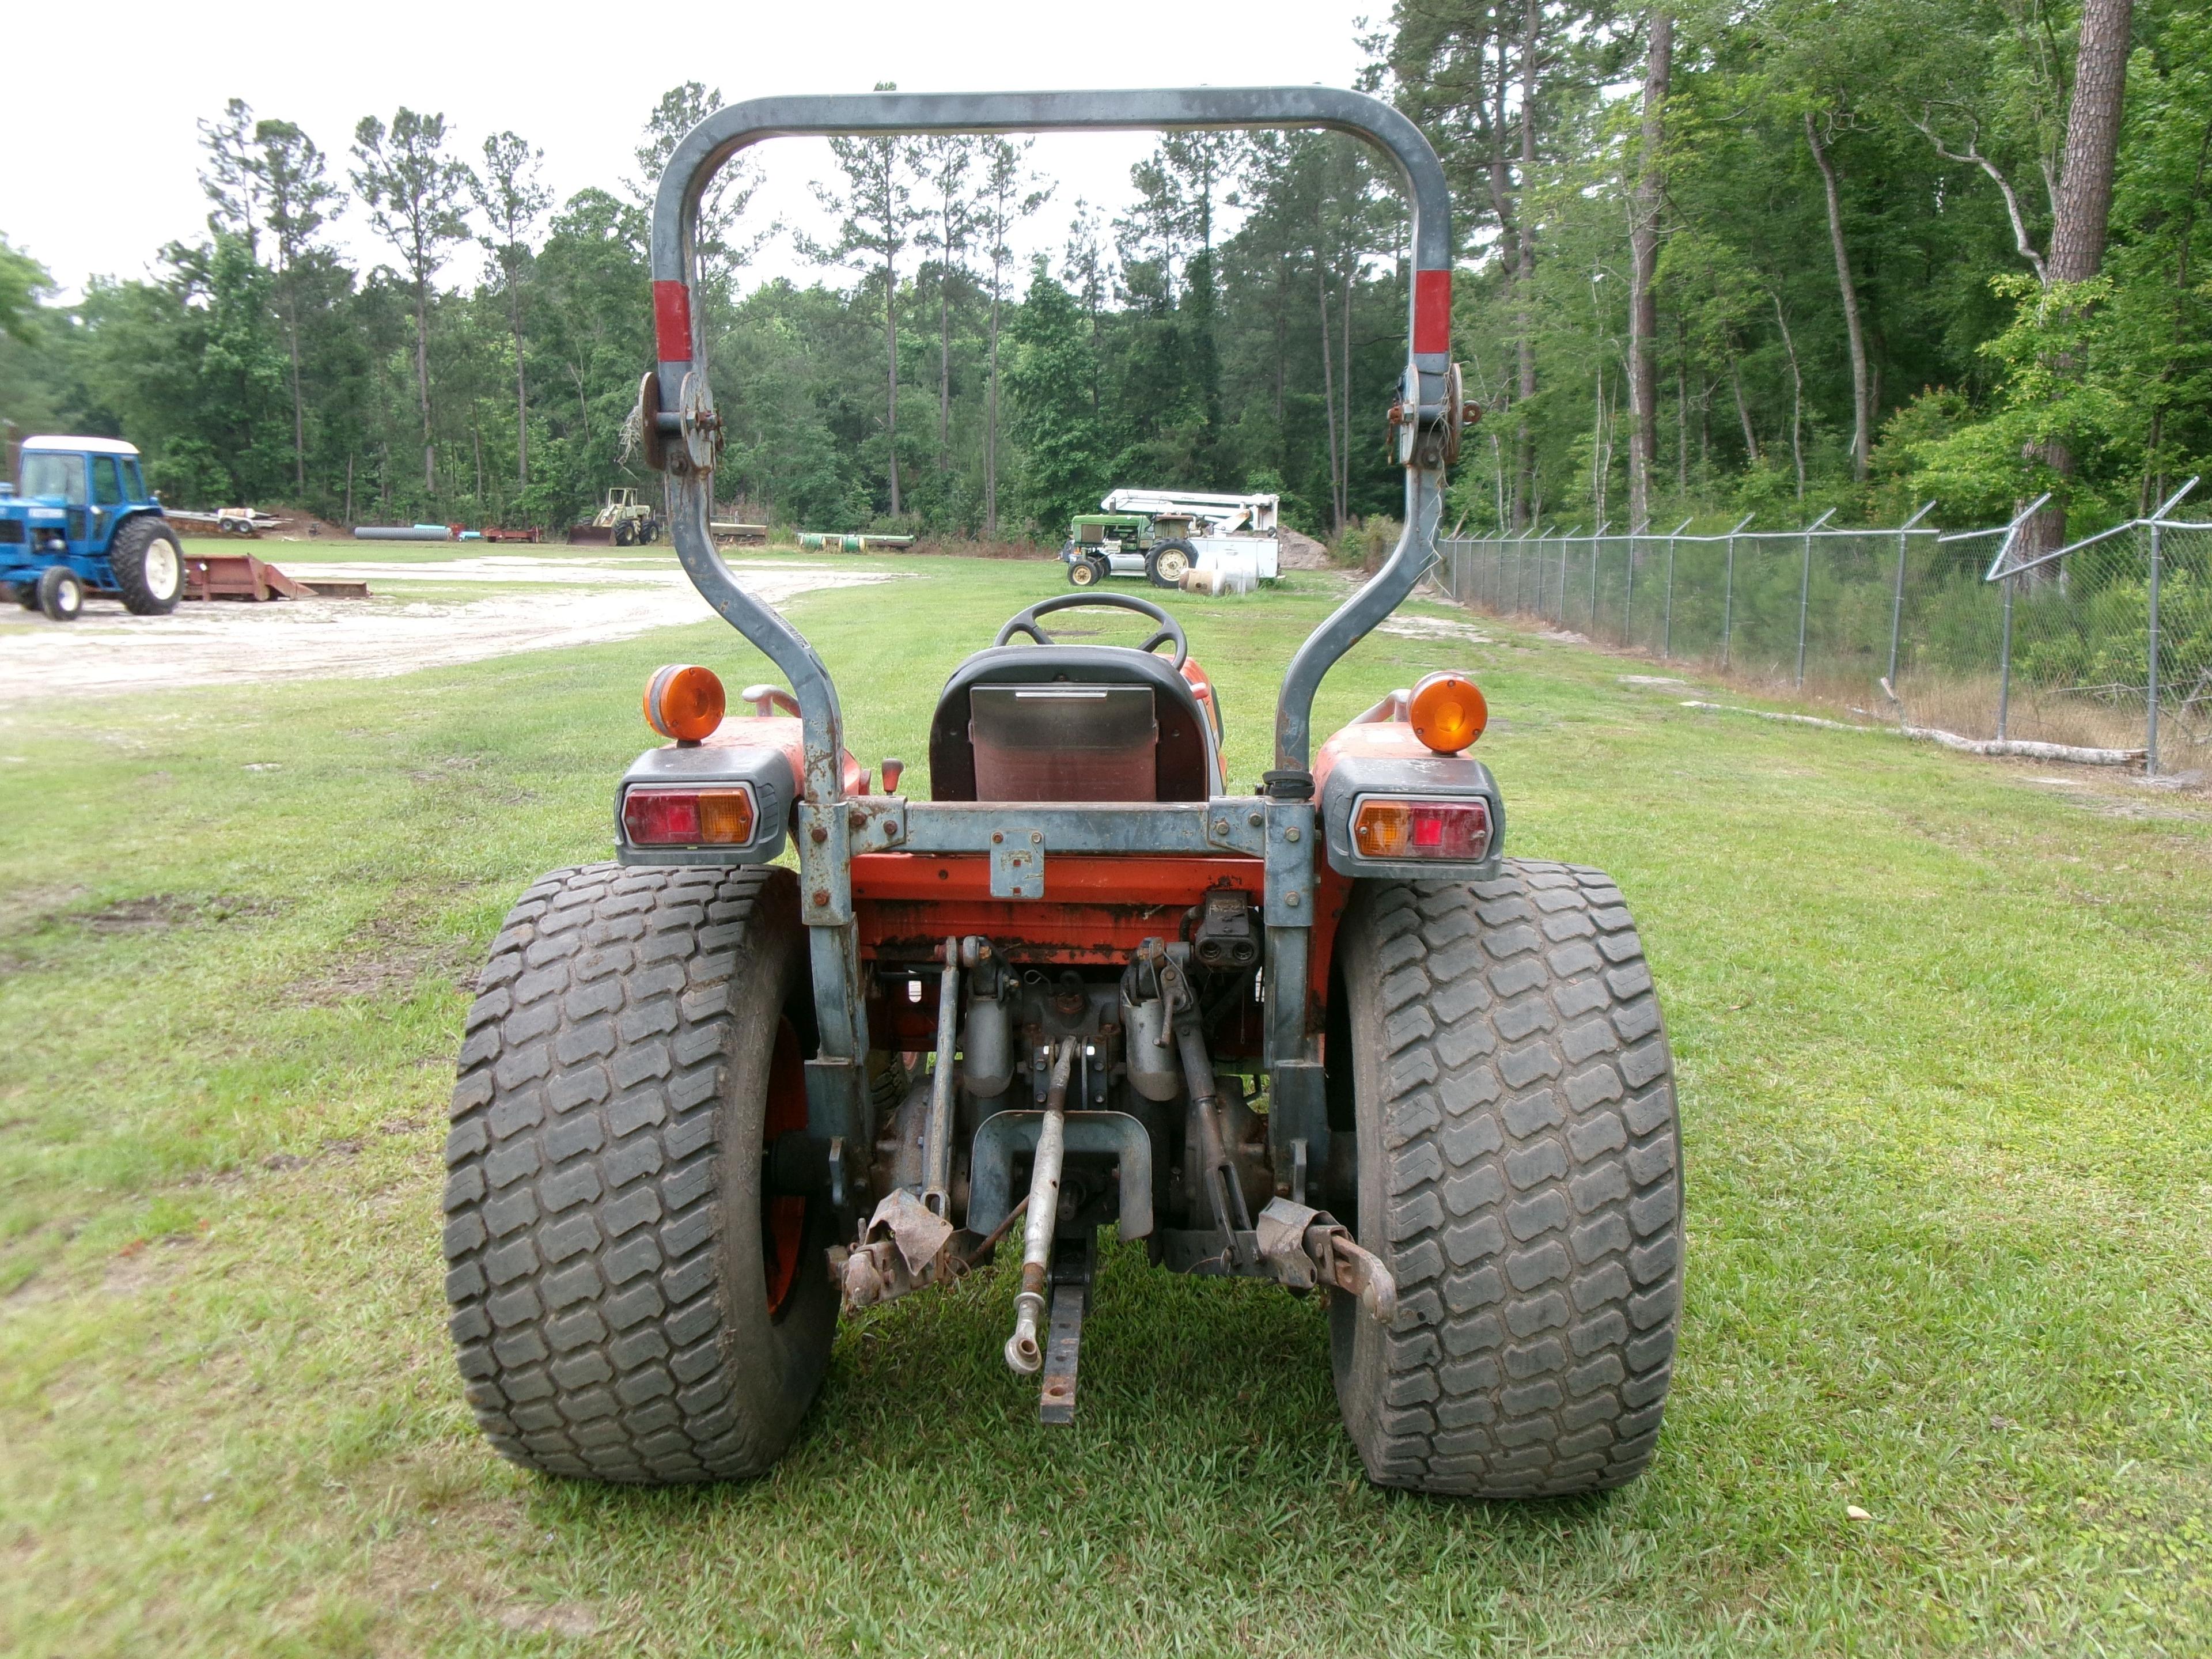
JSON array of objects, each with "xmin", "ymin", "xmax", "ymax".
[{"xmin": 615, "ymin": 718, "xmax": 865, "ymax": 866}]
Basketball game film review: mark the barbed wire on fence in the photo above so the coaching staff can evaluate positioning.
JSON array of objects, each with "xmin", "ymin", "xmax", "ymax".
[{"xmin": 1437, "ymin": 482, "xmax": 2208, "ymax": 777}]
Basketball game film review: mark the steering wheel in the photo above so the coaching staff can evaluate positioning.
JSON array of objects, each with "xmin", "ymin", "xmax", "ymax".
[{"xmin": 994, "ymin": 591, "xmax": 1188, "ymax": 669}]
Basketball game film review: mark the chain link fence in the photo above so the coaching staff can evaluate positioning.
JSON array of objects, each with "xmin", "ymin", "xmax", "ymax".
[{"xmin": 1438, "ymin": 487, "xmax": 2210, "ymax": 777}]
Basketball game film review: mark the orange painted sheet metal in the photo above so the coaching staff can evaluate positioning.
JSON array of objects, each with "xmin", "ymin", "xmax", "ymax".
[
  {"xmin": 854, "ymin": 852, "xmax": 1261, "ymax": 963},
  {"xmin": 694, "ymin": 715, "xmax": 868, "ymax": 797}
]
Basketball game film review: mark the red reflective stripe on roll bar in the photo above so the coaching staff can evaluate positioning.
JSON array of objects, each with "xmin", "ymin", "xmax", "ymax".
[
  {"xmin": 653, "ymin": 281, "xmax": 693, "ymax": 362},
  {"xmin": 1414, "ymin": 268, "xmax": 1451, "ymax": 354}
]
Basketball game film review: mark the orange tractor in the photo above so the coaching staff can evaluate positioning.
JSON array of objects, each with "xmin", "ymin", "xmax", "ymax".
[{"xmin": 442, "ymin": 88, "xmax": 1681, "ymax": 1499}]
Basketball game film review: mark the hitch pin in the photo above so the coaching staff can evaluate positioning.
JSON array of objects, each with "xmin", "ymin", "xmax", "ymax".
[{"xmin": 1005, "ymin": 1037, "xmax": 1077, "ymax": 1375}]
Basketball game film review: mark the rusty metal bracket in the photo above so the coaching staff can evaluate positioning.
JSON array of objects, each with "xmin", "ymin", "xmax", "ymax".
[
  {"xmin": 835, "ymin": 1188, "xmax": 957, "ymax": 1309},
  {"xmin": 1255, "ymin": 1197, "xmax": 1397, "ymax": 1324},
  {"xmin": 988, "ymin": 828, "xmax": 1046, "ymax": 899}
]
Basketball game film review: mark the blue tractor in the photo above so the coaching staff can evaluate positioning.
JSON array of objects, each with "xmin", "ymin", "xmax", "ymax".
[{"xmin": 0, "ymin": 436, "xmax": 185, "ymax": 621}]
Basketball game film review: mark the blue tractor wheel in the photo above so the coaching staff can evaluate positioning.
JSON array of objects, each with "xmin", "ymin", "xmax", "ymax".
[{"xmin": 36, "ymin": 565, "xmax": 85, "ymax": 622}]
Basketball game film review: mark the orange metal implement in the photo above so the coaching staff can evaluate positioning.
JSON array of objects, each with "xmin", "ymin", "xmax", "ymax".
[
  {"xmin": 644, "ymin": 664, "xmax": 727, "ymax": 742},
  {"xmin": 1407, "ymin": 671, "xmax": 1486, "ymax": 753}
]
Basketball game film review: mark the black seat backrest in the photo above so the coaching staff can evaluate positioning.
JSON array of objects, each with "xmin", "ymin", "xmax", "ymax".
[{"xmin": 929, "ymin": 645, "xmax": 1215, "ymax": 801}]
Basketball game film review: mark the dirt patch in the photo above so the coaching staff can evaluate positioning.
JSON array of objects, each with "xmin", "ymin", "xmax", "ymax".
[
  {"xmin": 73, "ymin": 893, "xmax": 275, "ymax": 934},
  {"xmin": 1376, "ymin": 613, "xmax": 1492, "ymax": 644},
  {"xmin": 1277, "ymin": 528, "xmax": 1334, "ymax": 570},
  {"xmin": 0, "ymin": 558, "xmax": 902, "ymax": 702},
  {"xmin": 498, "ymin": 1603, "xmax": 601, "ymax": 1639},
  {"xmin": 295, "ymin": 911, "xmax": 480, "ymax": 1006}
]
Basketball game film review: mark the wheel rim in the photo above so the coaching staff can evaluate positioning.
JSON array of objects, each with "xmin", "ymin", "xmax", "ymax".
[
  {"xmin": 1070, "ymin": 560, "xmax": 1096, "ymax": 585},
  {"xmin": 144, "ymin": 538, "xmax": 180, "ymax": 600},
  {"xmin": 762, "ymin": 1016, "xmax": 809, "ymax": 1319},
  {"xmin": 1158, "ymin": 550, "xmax": 1188, "ymax": 580}
]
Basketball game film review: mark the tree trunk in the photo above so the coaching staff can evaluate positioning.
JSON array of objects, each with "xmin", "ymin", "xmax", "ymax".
[
  {"xmin": 415, "ymin": 287, "xmax": 434, "ymax": 494},
  {"xmin": 1318, "ymin": 261, "xmax": 1343, "ymax": 535},
  {"xmin": 2050, "ymin": 0, "xmax": 2134, "ymax": 286},
  {"xmin": 2018, "ymin": 0, "xmax": 2135, "ymax": 560},
  {"xmin": 884, "ymin": 257, "xmax": 902, "ymax": 516},
  {"xmin": 1675, "ymin": 331, "xmax": 1688, "ymax": 494},
  {"xmin": 984, "ymin": 251, "xmax": 1003, "ymax": 537},
  {"xmin": 510, "ymin": 284, "xmax": 529, "ymax": 487},
  {"xmin": 938, "ymin": 275, "xmax": 952, "ymax": 470},
  {"xmin": 1513, "ymin": 0, "xmax": 1539, "ymax": 528},
  {"xmin": 1804, "ymin": 112, "xmax": 1872, "ymax": 482},
  {"xmin": 1339, "ymin": 260, "xmax": 1353, "ymax": 523},
  {"xmin": 1730, "ymin": 355, "xmax": 1760, "ymax": 463},
  {"xmin": 1770, "ymin": 293, "xmax": 1805, "ymax": 499},
  {"xmin": 281, "ymin": 272, "xmax": 306, "ymax": 495},
  {"xmin": 1627, "ymin": 9, "xmax": 1671, "ymax": 530}
]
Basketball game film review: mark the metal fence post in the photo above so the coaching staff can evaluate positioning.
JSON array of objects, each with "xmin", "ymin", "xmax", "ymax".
[
  {"xmin": 2146, "ymin": 519, "xmax": 2162, "ymax": 777},
  {"xmin": 1624, "ymin": 524, "xmax": 1639, "ymax": 647},
  {"xmin": 1888, "ymin": 502, "xmax": 1935, "ymax": 685},
  {"xmin": 1997, "ymin": 573, "xmax": 2014, "ymax": 740},
  {"xmin": 1793, "ymin": 509, "xmax": 1837, "ymax": 688},
  {"xmin": 1590, "ymin": 523, "xmax": 1604, "ymax": 631},
  {"xmin": 1797, "ymin": 527, "xmax": 1812, "ymax": 687},
  {"xmin": 1721, "ymin": 517, "xmax": 1745, "ymax": 669},
  {"xmin": 1659, "ymin": 517, "xmax": 1688, "ymax": 658}
]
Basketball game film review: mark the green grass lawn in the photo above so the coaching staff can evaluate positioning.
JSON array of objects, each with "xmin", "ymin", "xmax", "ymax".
[{"xmin": 1, "ymin": 557, "xmax": 2207, "ymax": 1657}]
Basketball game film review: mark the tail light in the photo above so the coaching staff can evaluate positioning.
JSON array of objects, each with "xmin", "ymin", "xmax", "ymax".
[
  {"xmin": 623, "ymin": 784, "xmax": 757, "ymax": 846},
  {"xmin": 1352, "ymin": 796, "xmax": 1492, "ymax": 861}
]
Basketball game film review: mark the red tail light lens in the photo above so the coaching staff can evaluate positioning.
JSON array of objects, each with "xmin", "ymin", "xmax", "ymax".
[
  {"xmin": 623, "ymin": 785, "xmax": 757, "ymax": 846},
  {"xmin": 1353, "ymin": 796, "xmax": 1492, "ymax": 861}
]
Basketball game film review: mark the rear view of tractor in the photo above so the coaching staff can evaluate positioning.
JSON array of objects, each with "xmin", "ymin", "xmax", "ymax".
[{"xmin": 442, "ymin": 88, "xmax": 1681, "ymax": 1501}]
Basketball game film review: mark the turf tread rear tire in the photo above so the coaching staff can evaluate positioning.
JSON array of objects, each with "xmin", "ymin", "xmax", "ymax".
[
  {"xmin": 109, "ymin": 516, "xmax": 184, "ymax": 615},
  {"xmin": 1332, "ymin": 861, "xmax": 1682, "ymax": 1497},
  {"xmin": 443, "ymin": 862, "xmax": 832, "ymax": 1484}
]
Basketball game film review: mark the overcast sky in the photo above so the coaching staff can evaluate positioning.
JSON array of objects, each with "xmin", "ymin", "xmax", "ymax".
[{"xmin": 6, "ymin": 0, "xmax": 1380, "ymax": 301}]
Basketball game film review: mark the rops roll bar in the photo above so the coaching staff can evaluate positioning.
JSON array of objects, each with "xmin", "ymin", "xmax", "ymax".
[{"xmin": 643, "ymin": 86, "xmax": 1459, "ymax": 802}]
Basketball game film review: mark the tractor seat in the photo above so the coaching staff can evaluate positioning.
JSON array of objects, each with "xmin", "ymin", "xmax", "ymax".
[{"xmin": 927, "ymin": 646, "xmax": 1215, "ymax": 802}]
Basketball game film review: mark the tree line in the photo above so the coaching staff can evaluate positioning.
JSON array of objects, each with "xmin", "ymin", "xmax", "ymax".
[
  {"xmin": 1, "ymin": 2, "xmax": 2204, "ymax": 551},
  {"xmin": 1403, "ymin": 0, "xmax": 2202, "ymax": 557},
  {"xmin": 0, "ymin": 81, "xmax": 1414, "ymax": 542}
]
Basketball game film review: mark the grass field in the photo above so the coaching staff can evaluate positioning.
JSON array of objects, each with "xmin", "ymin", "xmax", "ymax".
[{"xmin": 2, "ymin": 554, "xmax": 2207, "ymax": 1657}]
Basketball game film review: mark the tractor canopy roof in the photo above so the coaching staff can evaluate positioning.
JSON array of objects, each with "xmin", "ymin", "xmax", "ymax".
[{"xmin": 21, "ymin": 435, "xmax": 141, "ymax": 456}]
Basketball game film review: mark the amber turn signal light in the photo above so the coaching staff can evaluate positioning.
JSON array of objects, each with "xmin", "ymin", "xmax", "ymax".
[
  {"xmin": 1353, "ymin": 796, "xmax": 1493, "ymax": 861},
  {"xmin": 622, "ymin": 785, "xmax": 757, "ymax": 847},
  {"xmin": 644, "ymin": 664, "xmax": 726, "ymax": 743},
  {"xmin": 1407, "ymin": 671, "xmax": 1486, "ymax": 753}
]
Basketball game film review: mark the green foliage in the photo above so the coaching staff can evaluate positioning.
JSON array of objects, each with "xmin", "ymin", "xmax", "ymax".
[
  {"xmin": 1004, "ymin": 257, "xmax": 1107, "ymax": 531},
  {"xmin": 0, "ymin": 235, "xmax": 51, "ymax": 344}
]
